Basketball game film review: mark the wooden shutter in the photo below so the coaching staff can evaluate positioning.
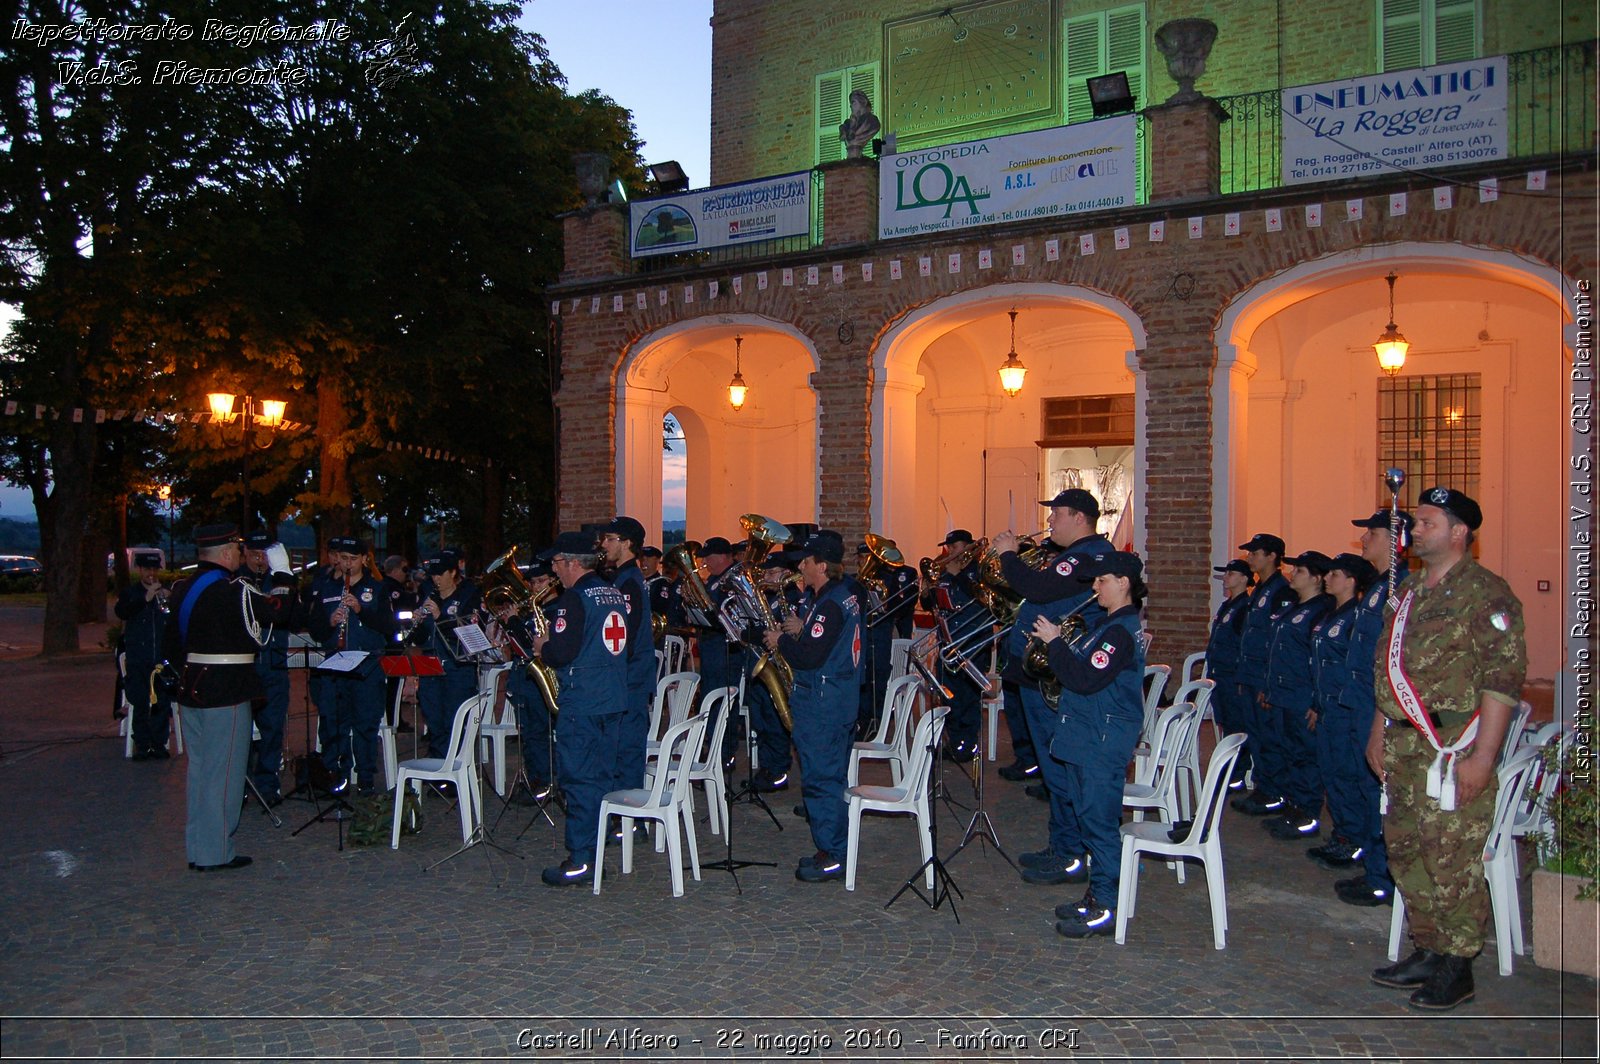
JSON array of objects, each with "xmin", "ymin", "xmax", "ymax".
[
  {"xmin": 1381, "ymin": 0, "xmax": 1424, "ymax": 69},
  {"xmin": 1432, "ymin": 0, "xmax": 1479, "ymax": 63},
  {"xmin": 816, "ymin": 64, "xmax": 878, "ymax": 165},
  {"xmin": 1064, "ymin": 6, "xmax": 1145, "ymax": 123},
  {"xmin": 1106, "ymin": 6, "xmax": 1145, "ymax": 112}
]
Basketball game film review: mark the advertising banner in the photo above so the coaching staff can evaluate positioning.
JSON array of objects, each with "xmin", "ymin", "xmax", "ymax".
[
  {"xmin": 877, "ymin": 116, "xmax": 1137, "ymax": 241},
  {"xmin": 629, "ymin": 173, "xmax": 811, "ymax": 258},
  {"xmin": 1281, "ymin": 56, "xmax": 1507, "ymax": 186}
]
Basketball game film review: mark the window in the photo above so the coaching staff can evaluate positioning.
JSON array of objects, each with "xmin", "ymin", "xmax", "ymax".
[
  {"xmin": 815, "ymin": 64, "xmax": 878, "ymax": 166},
  {"xmin": 1376, "ymin": 373, "xmax": 1481, "ymax": 509},
  {"xmin": 1380, "ymin": 0, "xmax": 1479, "ymax": 70},
  {"xmin": 1039, "ymin": 394, "xmax": 1135, "ymax": 448},
  {"xmin": 1063, "ymin": 5, "xmax": 1145, "ymax": 124}
]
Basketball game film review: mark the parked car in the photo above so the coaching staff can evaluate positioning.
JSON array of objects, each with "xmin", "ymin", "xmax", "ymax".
[
  {"xmin": 107, "ymin": 547, "xmax": 166, "ymax": 574},
  {"xmin": 0, "ymin": 555, "xmax": 43, "ymax": 577}
]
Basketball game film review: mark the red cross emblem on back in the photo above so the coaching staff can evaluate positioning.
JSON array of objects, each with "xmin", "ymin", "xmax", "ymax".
[{"xmin": 602, "ymin": 610, "xmax": 628, "ymax": 655}]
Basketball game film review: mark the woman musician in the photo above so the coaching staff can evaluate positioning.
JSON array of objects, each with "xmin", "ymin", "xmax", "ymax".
[
  {"xmin": 307, "ymin": 536, "xmax": 397, "ymax": 796},
  {"xmin": 115, "ymin": 551, "xmax": 173, "ymax": 759},
  {"xmin": 1028, "ymin": 550, "xmax": 1146, "ymax": 940},
  {"xmin": 410, "ymin": 550, "xmax": 481, "ymax": 761}
]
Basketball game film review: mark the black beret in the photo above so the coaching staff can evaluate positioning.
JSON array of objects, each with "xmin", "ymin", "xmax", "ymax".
[
  {"xmin": 1417, "ymin": 486, "xmax": 1483, "ymax": 530},
  {"xmin": 1040, "ymin": 488, "xmax": 1100, "ymax": 519}
]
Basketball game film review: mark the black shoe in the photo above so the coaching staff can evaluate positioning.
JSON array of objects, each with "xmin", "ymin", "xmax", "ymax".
[
  {"xmin": 1055, "ymin": 906, "xmax": 1115, "ymax": 938},
  {"xmin": 1166, "ymin": 820, "xmax": 1194, "ymax": 842},
  {"xmin": 793, "ymin": 803, "xmax": 809, "ymax": 821},
  {"xmin": 357, "ymin": 783, "xmax": 378, "ymax": 798},
  {"xmin": 751, "ymin": 771, "xmax": 789, "ymax": 793},
  {"xmin": 1408, "ymin": 954, "xmax": 1474, "ymax": 1010},
  {"xmin": 1267, "ymin": 813, "xmax": 1320, "ymax": 840},
  {"xmin": 943, "ymin": 740, "xmax": 976, "ymax": 764},
  {"xmin": 541, "ymin": 859, "xmax": 593, "ymax": 886},
  {"xmin": 1371, "ymin": 948, "xmax": 1444, "ymax": 989},
  {"xmin": 327, "ymin": 777, "xmax": 351, "ymax": 797},
  {"xmin": 192, "ymin": 855, "xmax": 252, "ymax": 873},
  {"xmin": 511, "ymin": 781, "xmax": 552, "ymax": 806},
  {"xmin": 1231, "ymin": 791, "xmax": 1284, "ymax": 816},
  {"xmin": 998, "ymin": 760, "xmax": 1040, "ymax": 781},
  {"xmin": 795, "ymin": 852, "xmax": 844, "ymax": 882},
  {"xmin": 607, "ymin": 822, "xmax": 651, "ymax": 846},
  {"xmin": 1024, "ymin": 782, "xmax": 1050, "ymax": 801},
  {"xmin": 1306, "ymin": 840, "xmax": 1362, "ymax": 868},
  {"xmin": 130, "ymin": 748, "xmax": 159, "ymax": 762},
  {"xmin": 1054, "ymin": 890, "xmax": 1100, "ymax": 920},
  {"xmin": 1336, "ymin": 876, "xmax": 1395, "ymax": 907},
  {"xmin": 1021, "ymin": 855, "xmax": 1088, "ymax": 885},
  {"xmin": 1019, "ymin": 847, "xmax": 1062, "ymax": 870},
  {"xmin": 259, "ymin": 791, "xmax": 284, "ymax": 809},
  {"xmin": 150, "ymin": 745, "xmax": 171, "ymax": 760},
  {"xmin": 431, "ymin": 781, "xmax": 457, "ymax": 801}
]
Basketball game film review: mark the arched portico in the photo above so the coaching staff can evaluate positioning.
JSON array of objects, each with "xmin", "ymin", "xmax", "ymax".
[
  {"xmin": 871, "ymin": 283, "xmax": 1148, "ymax": 559},
  {"xmin": 617, "ymin": 315, "xmax": 821, "ymax": 541},
  {"xmin": 1216, "ymin": 243, "xmax": 1576, "ymax": 680}
]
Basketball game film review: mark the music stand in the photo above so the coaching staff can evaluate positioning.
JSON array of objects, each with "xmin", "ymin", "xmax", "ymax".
[
  {"xmin": 281, "ymin": 633, "xmax": 326, "ymax": 802},
  {"xmin": 942, "ymin": 730, "xmax": 1017, "ymax": 871},
  {"xmin": 885, "ymin": 698, "xmax": 964, "ymax": 923},
  {"xmin": 290, "ymin": 649, "xmax": 370, "ymax": 848},
  {"xmin": 702, "ymin": 678, "xmax": 777, "ymax": 891},
  {"xmin": 425, "ymin": 664, "xmax": 523, "ymax": 874}
]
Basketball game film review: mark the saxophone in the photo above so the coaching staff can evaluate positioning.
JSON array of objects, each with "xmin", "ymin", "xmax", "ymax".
[{"xmin": 523, "ymin": 581, "xmax": 562, "ymax": 716}]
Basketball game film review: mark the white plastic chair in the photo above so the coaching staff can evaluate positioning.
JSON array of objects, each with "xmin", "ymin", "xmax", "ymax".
[
  {"xmin": 390, "ymin": 693, "xmax": 488, "ymax": 848},
  {"xmin": 848, "ymin": 674, "xmax": 921, "ymax": 786},
  {"xmin": 644, "ymin": 671, "xmax": 700, "ymax": 759},
  {"xmin": 1497, "ymin": 699, "xmax": 1534, "ymax": 766},
  {"xmin": 1136, "ymin": 664, "xmax": 1172, "ymax": 757},
  {"xmin": 475, "ymin": 666, "xmax": 517, "ymax": 796},
  {"xmin": 1167, "ymin": 678, "xmax": 1216, "ymax": 811},
  {"xmin": 888, "ymin": 637, "xmax": 913, "ymax": 681},
  {"xmin": 657, "ymin": 634, "xmax": 689, "ymax": 683},
  {"xmin": 1386, "ymin": 747, "xmax": 1543, "ymax": 975},
  {"xmin": 844, "ymin": 706, "xmax": 949, "ymax": 892},
  {"xmin": 1124, "ymin": 702, "xmax": 1203, "ymax": 849},
  {"xmin": 1115, "ymin": 732, "xmax": 1246, "ymax": 950},
  {"xmin": 1513, "ymin": 722, "xmax": 1567, "ymax": 864},
  {"xmin": 685, "ymin": 687, "xmax": 738, "ymax": 836},
  {"xmin": 594, "ymin": 714, "xmax": 708, "ymax": 898},
  {"xmin": 1181, "ymin": 651, "xmax": 1207, "ymax": 687}
]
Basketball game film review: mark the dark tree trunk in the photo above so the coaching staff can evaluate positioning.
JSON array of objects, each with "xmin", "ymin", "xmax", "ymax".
[
  {"xmin": 317, "ymin": 378, "xmax": 352, "ymax": 539},
  {"xmin": 39, "ymin": 418, "xmax": 98, "ymax": 655}
]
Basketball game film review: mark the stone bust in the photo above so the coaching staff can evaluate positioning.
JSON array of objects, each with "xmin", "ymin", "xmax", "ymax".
[{"xmin": 839, "ymin": 89, "xmax": 881, "ymax": 158}]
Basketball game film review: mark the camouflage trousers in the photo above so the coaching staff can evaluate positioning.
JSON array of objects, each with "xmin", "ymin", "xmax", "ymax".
[{"xmin": 1383, "ymin": 723, "xmax": 1499, "ymax": 956}]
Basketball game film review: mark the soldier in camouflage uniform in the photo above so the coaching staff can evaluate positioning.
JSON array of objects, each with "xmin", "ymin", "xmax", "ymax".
[{"xmin": 1365, "ymin": 487, "xmax": 1526, "ymax": 1011}]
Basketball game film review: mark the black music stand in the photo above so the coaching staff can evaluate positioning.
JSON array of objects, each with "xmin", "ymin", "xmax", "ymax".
[
  {"xmin": 425, "ymin": 663, "xmax": 524, "ymax": 875},
  {"xmin": 702, "ymin": 680, "xmax": 777, "ymax": 891},
  {"xmin": 885, "ymin": 702, "xmax": 963, "ymax": 923},
  {"xmin": 291, "ymin": 649, "xmax": 372, "ymax": 848},
  {"xmin": 943, "ymin": 715, "xmax": 1017, "ymax": 871},
  {"xmin": 281, "ymin": 633, "xmax": 327, "ymax": 803}
]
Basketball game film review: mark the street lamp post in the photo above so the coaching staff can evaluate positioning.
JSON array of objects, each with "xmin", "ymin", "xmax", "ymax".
[{"xmin": 206, "ymin": 392, "xmax": 286, "ymax": 531}]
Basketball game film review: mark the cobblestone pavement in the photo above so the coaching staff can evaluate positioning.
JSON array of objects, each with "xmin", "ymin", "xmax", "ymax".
[{"xmin": 1, "ymin": 612, "xmax": 1595, "ymax": 1062}]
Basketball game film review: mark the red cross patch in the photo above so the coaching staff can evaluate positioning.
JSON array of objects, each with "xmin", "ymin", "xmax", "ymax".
[
  {"xmin": 810, "ymin": 621, "xmax": 825, "ymax": 638},
  {"xmin": 553, "ymin": 617, "xmax": 567, "ymax": 634},
  {"xmin": 1055, "ymin": 558, "xmax": 1076, "ymax": 576},
  {"xmin": 1090, "ymin": 649, "xmax": 1111, "ymax": 669},
  {"xmin": 852, "ymin": 625, "xmax": 861, "ymax": 665},
  {"xmin": 602, "ymin": 610, "xmax": 628, "ymax": 655}
]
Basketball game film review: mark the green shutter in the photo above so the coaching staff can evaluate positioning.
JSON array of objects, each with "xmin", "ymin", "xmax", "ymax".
[
  {"xmin": 1432, "ymin": 0, "xmax": 1479, "ymax": 63},
  {"xmin": 1063, "ymin": 14, "xmax": 1104, "ymax": 123},
  {"xmin": 816, "ymin": 64, "xmax": 878, "ymax": 165},
  {"xmin": 1381, "ymin": 0, "xmax": 1424, "ymax": 69},
  {"xmin": 1106, "ymin": 6, "xmax": 1145, "ymax": 110}
]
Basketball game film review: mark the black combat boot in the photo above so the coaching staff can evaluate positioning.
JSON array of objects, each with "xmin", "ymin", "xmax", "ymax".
[
  {"xmin": 1408, "ymin": 954, "xmax": 1474, "ymax": 1010},
  {"xmin": 1370, "ymin": 948, "xmax": 1443, "ymax": 989}
]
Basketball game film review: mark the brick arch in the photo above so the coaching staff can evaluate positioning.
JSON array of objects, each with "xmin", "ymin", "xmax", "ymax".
[
  {"xmin": 614, "ymin": 314, "xmax": 823, "ymax": 538},
  {"xmin": 868, "ymin": 282, "xmax": 1148, "ymax": 546}
]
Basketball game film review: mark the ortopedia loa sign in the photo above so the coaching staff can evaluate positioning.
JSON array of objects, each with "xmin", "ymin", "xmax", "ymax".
[
  {"xmin": 630, "ymin": 172, "xmax": 811, "ymax": 258},
  {"xmin": 1281, "ymin": 56, "xmax": 1507, "ymax": 186},
  {"xmin": 877, "ymin": 116, "xmax": 1137, "ymax": 241}
]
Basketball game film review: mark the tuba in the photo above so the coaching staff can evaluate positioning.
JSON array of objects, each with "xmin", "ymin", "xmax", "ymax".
[
  {"xmin": 720, "ymin": 514, "xmax": 795, "ymax": 732},
  {"xmin": 664, "ymin": 541, "xmax": 717, "ymax": 629},
  {"xmin": 480, "ymin": 546, "xmax": 561, "ymax": 714},
  {"xmin": 859, "ymin": 532, "xmax": 915, "ymax": 626}
]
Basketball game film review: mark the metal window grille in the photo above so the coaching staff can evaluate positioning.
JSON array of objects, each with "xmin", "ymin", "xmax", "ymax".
[{"xmin": 1376, "ymin": 372, "xmax": 1481, "ymax": 508}]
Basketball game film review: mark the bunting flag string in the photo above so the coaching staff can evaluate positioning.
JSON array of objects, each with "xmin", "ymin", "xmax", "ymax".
[
  {"xmin": 544, "ymin": 169, "xmax": 1547, "ymax": 317},
  {"xmin": 0, "ymin": 400, "xmax": 310, "ymax": 433}
]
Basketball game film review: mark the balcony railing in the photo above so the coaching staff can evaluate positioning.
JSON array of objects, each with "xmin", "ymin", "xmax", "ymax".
[
  {"xmin": 1218, "ymin": 40, "xmax": 1597, "ymax": 196},
  {"xmin": 635, "ymin": 169, "xmax": 826, "ymax": 274}
]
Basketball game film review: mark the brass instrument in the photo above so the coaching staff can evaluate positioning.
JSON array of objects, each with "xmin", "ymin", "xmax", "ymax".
[
  {"xmin": 664, "ymin": 541, "xmax": 718, "ymax": 629},
  {"xmin": 1022, "ymin": 598, "xmax": 1095, "ymax": 709},
  {"xmin": 480, "ymin": 546, "xmax": 561, "ymax": 713},
  {"xmin": 720, "ymin": 514, "xmax": 795, "ymax": 732},
  {"xmin": 935, "ymin": 528, "xmax": 1056, "ymax": 681},
  {"xmin": 861, "ymin": 533, "xmax": 918, "ymax": 626}
]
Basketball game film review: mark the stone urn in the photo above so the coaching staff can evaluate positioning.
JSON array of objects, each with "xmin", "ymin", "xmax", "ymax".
[
  {"xmin": 573, "ymin": 152, "xmax": 610, "ymax": 207},
  {"xmin": 1154, "ymin": 19, "xmax": 1218, "ymax": 104}
]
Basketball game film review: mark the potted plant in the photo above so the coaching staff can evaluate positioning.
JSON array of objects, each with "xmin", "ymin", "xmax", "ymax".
[{"xmin": 1533, "ymin": 741, "xmax": 1599, "ymax": 977}]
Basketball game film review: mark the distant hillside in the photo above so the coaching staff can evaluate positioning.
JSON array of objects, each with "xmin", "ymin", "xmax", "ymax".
[{"xmin": 0, "ymin": 518, "xmax": 40, "ymax": 553}]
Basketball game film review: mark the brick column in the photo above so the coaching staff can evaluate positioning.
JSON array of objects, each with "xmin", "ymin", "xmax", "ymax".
[
  {"xmin": 1139, "ymin": 307, "xmax": 1220, "ymax": 658},
  {"xmin": 819, "ymin": 157, "xmax": 878, "ymax": 249},
  {"xmin": 814, "ymin": 333, "xmax": 873, "ymax": 541},
  {"xmin": 1144, "ymin": 97, "xmax": 1228, "ymax": 202},
  {"xmin": 560, "ymin": 205, "xmax": 630, "ymax": 282}
]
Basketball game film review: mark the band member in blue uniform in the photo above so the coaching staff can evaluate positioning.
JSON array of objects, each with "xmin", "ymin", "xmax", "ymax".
[
  {"xmin": 306, "ymin": 537, "xmax": 396, "ymax": 795},
  {"xmin": 1309, "ymin": 551, "xmax": 1378, "ymax": 866},
  {"xmin": 535, "ymin": 531, "xmax": 631, "ymax": 886},
  {"xmin": 116, "ymin": 552, "xmax": 171, "ymax": 760},
  {"xmin": 1030, "ymin": 550, "xmax": 1147, "ymax": 938},
  {"xmin": 412, "ymin": 550, "xmax": 481, "ymax": 759},
  {"xmin": 1260, "ymin": 550, "xmax": 1335, "ymax": 840},
  {"xmin": 1206, "ymin": 560, "xmax": 1254, "ymax": 790},
  {"xmin": 645, "ymin": 546, "xmax": 685, "ymax": 638},
  {"xmin": 767, "ymin": 534, "xmax": 862, "ymax": 883},
  {"xmin": 1332, "ymin": 509, "xmax": 1412, "ymax": 906},
  {"xmin": 929, "ymin": 530, "xmax": 987, "ymax": 763},
  {"xmin": 747, "ymin": 550, "xmax": 801, "ymax": 792},
  {"xmin": 1230, "ymin": 533, "xmax": 1298, "ymax": 816},
  {"xmin": 698, "ymin": 537, "xmax": 744, "ymax": 765},
  {"xmin": 856, "ymin": 540, "xmax": 919, "ymax": 739},
  {"xmin": 160, "ymin": 524, "xmax": 294, "ymax": 871},
  {"xmin": 601, "ymin": 516, "xmax": 654, "ymax": 790},
  {"xmin": 240, "ymin": 532, "xmax": 293, "ymax": 803},
  {"xmin": 499, "ymin": 557, "xmax": 556, "ymax": 800},
  {"xmin": 994, "ymin": 488, "xmax": 1113, "ymax": 886}
]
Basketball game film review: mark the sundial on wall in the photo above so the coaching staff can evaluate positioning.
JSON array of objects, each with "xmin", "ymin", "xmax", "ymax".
[{"xmin": 884, "ymin": 0, "xmax": 1056, "ymax": 146}]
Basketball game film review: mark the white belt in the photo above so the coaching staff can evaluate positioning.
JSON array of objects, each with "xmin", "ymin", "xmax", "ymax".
[{"xmin": 187, "ymin": 653, "xmax": 255, "ymax": 665}]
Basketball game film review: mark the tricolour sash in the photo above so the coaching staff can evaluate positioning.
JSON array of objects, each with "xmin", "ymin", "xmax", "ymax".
[{"xmin": 1385, "ymin": 589, "xmax": 1479, "ymax": 810}]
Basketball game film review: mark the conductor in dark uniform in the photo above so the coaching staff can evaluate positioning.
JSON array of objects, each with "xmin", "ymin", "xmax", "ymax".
[{"xmin": 160, "ymin": 524, "xmax": 294, "ymax": 871}]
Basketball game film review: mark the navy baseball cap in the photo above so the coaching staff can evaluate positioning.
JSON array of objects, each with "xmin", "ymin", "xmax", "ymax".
[
  {"xmin": 1040, "ymin": 488, "xmax": 1100, "ymax": 520},
  {"xmin": 1238, "ymin": 533, "xmax": 1286, "ymax": 556},
  {"xmin": 696, "ymin": 537, "xmax": 733, "ymax": 557},
  {"xmin": 798, "ymin": 534, "xmax": 845, "ymax": 564},
  {"xmin": 538, "ymin": 531, "xmax": 602, "ymax": 561},
  {"xmin": 1212, "ymin": 560, "xmax": 1252, "ymax": 578},
  {"xmin": 1328, "ymin": 552, "xmax": 1379, "ymax": 585},
  {"xmin": 943, "ymin": 529, "xmax": 973, "ymax": 545},
  {"xmin": 328, "ymin": 536, "xmax": 364, "ymax": 555},
  {"xmin": 1352, "ymin": 509, "xmax": 1415, "ymax": 534},
  {"xmin": 1078, "ymin": 551, "xmax": 1142, "ymax": 580},
  {"xmin": 1287, "ymin": 550, "xmax": 1333, "ymax": 575}
]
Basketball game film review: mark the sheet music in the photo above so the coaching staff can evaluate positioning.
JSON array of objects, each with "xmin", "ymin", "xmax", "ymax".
[
  {"xmin": 314, "ymin": 650, "xmax": 370, "ymax": 673},
  {"xmin": 453, "ymin": 622, "xmax": 494, "ymax": 657}
]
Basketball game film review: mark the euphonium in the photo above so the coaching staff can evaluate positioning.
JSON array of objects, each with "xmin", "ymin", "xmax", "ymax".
[
  {"xmin": 522, "ymin": 580, "xmax": 562, "ymax": 716},
  {"xmin": 1022, "ymin": 598, "xmax": 1094, "ymax": 709},
  {"xmin": 664, "ymin": 541, "xmax": 717, "ymax": 627},
  {"xmin": 728, "ymin": 514, "xmax": 795, "ymax": 732}
]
